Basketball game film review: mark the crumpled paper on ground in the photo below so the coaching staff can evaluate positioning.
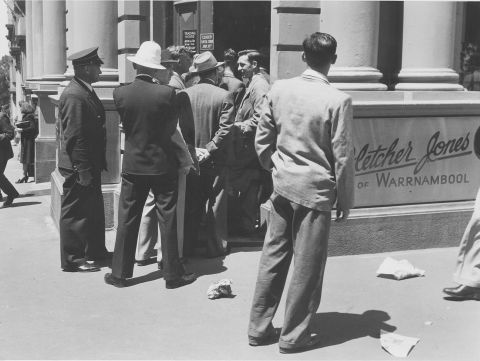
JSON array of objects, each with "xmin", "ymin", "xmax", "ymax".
[
  {"xmin": 380, "ymin": 331, "xmax": 420, "ymax": 357},
  {"xmin": 207, "ymin": 279, "xmax": 233, "ymax": 299},
  {"xmin": 376, "ymin": 257, "xmax": 425, "ymax": 280}
]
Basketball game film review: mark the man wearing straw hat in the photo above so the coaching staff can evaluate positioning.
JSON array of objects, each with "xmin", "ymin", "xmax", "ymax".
[
  {"xmin": 105, "ymin": 41, "xmax": 196, "ymax": 289},
  {"xmin": 177, "ymin": 51, "xmax": 235, "ymax": 258}
]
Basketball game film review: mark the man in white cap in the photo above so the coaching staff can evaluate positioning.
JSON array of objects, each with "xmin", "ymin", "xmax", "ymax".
[
  {"xmin": 105, "ymin": 41, "xmax": 196, "ymax": 288},
  {"xmin": 177, "ymin": 51, "xmax": 235, "ymax": 258}
]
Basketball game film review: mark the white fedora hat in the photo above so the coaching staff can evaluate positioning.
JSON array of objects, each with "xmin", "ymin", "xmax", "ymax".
[
  {"xmin": 127, "ymin": 41, "xmax": 166, "ymax": 70},
  {"xmin": 189, "ymin": 51, "xmax": 224, "ymax": 74}
]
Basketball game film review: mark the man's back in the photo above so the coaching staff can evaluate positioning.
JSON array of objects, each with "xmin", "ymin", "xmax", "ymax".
[
  {"xmin": 256, "ymin": 70, "xmax": 354, "ymax": 212},
  {"xmin": 114, "ymin": 76, "xmax": 178, "ymax": 175}
]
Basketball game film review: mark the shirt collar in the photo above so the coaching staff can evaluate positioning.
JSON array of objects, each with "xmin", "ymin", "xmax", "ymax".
[
  {"xmin": 76, "ymin": 77, "xmax": 93, "ymax": 91},
  {"xmin": 136, "ymin": 74, "xmax": 159, "ymax": 83},
  {"xmin": 301, "ymin": 68, "xmax": 330, "ymax": 84}
]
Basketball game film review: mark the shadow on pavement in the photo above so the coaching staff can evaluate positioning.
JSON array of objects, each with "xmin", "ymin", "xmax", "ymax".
[
  {"xmin": 188, "ymin": 256, "xmax": 228, "ymax": 277},
  {"xmin": 129, "ymin": 270, "xmax": 163, "ymax": 286},
  {"xmin": 1, "ymin": 201, "xmax": 42, "ymax": 208},
  {"xmin": 312, "ymin": 310, "xmax": 397, "ymax": 348},
  {"xmin": 21, "ymin": 189, "xmax": 51, "ymax": 197}
]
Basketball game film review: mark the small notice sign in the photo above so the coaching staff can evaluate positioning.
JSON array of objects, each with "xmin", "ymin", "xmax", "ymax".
[
  {"xmin": 200, "ymin": 33, "xmax": 214, "ymax": 51},
  {"xmin": 183, "ymin": 30, "xmax": 197, "ymax": 52}
]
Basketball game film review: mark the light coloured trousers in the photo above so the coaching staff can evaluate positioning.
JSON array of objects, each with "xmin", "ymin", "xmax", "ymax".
[{"xmin": 453, "ymin": 187, "xmax": 480, "ymax": 288}]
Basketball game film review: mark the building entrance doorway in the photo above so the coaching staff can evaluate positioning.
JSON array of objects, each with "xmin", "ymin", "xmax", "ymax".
[{"xmin": 213, "ymin": 1, "xmax": 271, "ymax": 64}]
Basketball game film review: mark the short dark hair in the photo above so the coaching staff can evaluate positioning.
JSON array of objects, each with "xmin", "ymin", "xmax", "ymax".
[
  {"xmin": 223, "ymin": 48, "xmax": 237, "ymax": 67},
  {"xmin": 302, "ymin": 32, "xmax": 337, "ymax": 68},
  {"xmin": 238, "ymin": 49, "xmax": 266, "ymax": 68},
  {"xmin": 167, "ymin": 45, "xmax": 194, "ymax": 60}
]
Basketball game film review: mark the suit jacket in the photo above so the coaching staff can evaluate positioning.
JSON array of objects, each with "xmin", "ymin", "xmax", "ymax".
[
  {"xmin": 0, "ymin": 111, "xmax": 14, "ymax": 163},
  {"xmin": 220, "ymin": 72, "xmax": 245, "ymax": 111},
  {"xmin": 255, "ymin": 68, "xmax": 355, "ymax": 212},
  {"xmin": 177, "ymin": 79, "xmax": 235, "ymax": 168},
  {"xmin": 58, "ymin": 77, "xmax": 107, "ymax": 174},
  {"xmin": 114, "ymin": 75, "xmax": 178, "ymax": 175}
]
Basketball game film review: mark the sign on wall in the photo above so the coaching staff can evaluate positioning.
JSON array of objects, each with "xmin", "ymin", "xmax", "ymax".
[
  {"xmin": 200, "ymin": 33, "xmax": 214, "ymax": 51},
  {"xmin": 183, "ymin": 30, "xmax": 197, "ymax": 53},
  {"xmin": 352, "ymin": 117, "xmax": 480, "ymax": 207}
]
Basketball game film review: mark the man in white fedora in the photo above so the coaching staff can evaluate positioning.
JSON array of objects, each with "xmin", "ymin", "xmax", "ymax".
[
  {"xmin": 105, "ymin": 41, "xmax": 196, "ymax": 289},
  {"xmin": 177, "ymin": 51, "xmax": 235, "ymax": 258}
]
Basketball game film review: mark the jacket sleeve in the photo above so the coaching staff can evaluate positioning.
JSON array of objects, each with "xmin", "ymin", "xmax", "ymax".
[
  {"xmin": 254, "ymin": 91, "xmax": 276, "ymax": 171},
  {"xmin": 61, "ymin": 94, "xmax": 92, "ymax": 173},
  {"xmin": 331, "ymin": 95, "xmax": 355, "ymax": 211},
  {"xmin": 0, "ymin": 113, "xmax": 14, "ymax": 143},
  {"xmin": 205, "ymin": 91, "xmax": 235, "ymax": 154},
  {"xmin": 242, "ymin": 79, "xmax": 270, "ymax": 132},
  {"xmin": 171, "ymin": 124, "xmax": 194, "ymax": 168}
]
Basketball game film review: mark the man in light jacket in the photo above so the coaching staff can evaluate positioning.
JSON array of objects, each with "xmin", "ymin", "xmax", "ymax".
[{"xmin": 248, "ymin": 32, "xmax": 355, "ymax": 353}]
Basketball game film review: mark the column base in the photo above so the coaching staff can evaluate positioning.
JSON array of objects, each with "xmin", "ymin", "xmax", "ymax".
[
  {"xmin": 50, "ymin": 169, "xmax": 120, "ymax": 230},
  {"xmin": 35, "ymin": 137, "xmax": 57, "ymax": 183},
  {"xmin": 396, "ymin": 68, "xmax": 464, "ymax": 90},
  {"xmin": 328, "ymin": 67, "xmax": 388, "ymax": 91}
]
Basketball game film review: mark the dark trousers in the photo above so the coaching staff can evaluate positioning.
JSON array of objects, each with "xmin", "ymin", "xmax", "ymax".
[
  {"xmin": 0, "ymin": 158, "xmax": 19, "ymax": 198},
  {"xmin": 59, "ymin": 168, "xmax": 107, "ymax": 268},
  {"xmin": 112, "ymin": 172, "xmax": 183, "ymax": 280},
  {"xmin": 248, "ymin": 192, "xmax": 331, "ymax": 350},
  {"xmin": 184, "ymin": 166, "xmax": 227, "ymax": 257}
]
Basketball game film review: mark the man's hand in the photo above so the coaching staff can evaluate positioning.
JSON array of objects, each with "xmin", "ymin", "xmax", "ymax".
[
  {"xmin": 195, "ymin": 148, "xmax": 211, "ymax": 164},
  {"xmin": 335, "ymin": 209, "xmax": 350, "ymax": 222},
  {"xmin": 77, "ymin": 169, "xmax": 93, "ymax": 187}
]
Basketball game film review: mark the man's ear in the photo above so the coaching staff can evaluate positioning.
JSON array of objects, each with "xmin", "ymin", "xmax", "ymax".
[
  {"xmin": 252, "ymin": 60, "xmax": 258, "ymax": 69},
  {"xmin": 331, "ymin": 54, "xmax": 337, "ymax": 65},
  {"xmin": 301, "ymin": 52, "xmax": 306, "ymax": 63}
]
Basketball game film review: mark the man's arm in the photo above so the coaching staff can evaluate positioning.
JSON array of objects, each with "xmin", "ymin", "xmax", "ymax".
[
  {"xmin": 61, "ymin": 95, "xmax": 93, "ymax": 185},
  {"xmin": 171, "ymin": 124, "xmax": 195, "ymax": 172},
  {"xmin": 240, "ymin": 78, "xmax": 269, "ymax": 132},
  {"xmin": 205, "ymin": 91, "xmax": 235, "ymax": 154},
  {"xmin": 254, "ymin": 92, "xmax": 276, "ymax": 171},
  {"xmin": 0, "ymin": 113, "xmax": 14, "ymax": 142},
  {"xmin": 331, "ymin": 95, "xmax": 355, "ymax": 221}
]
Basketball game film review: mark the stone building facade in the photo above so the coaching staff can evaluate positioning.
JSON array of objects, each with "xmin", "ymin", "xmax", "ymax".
[{"xmin": 5, "ymin": 0, "xmax": 480, "ymax": 255}]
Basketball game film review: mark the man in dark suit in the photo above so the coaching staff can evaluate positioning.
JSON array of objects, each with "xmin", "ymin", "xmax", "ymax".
[
  {"xmin": 104, "ymin": 41, "xmax": 196, "ymax": 289},
  {"xmin": 248, "ymin": 33, "xmax": 355, "ymax": 353},
  {"xmin": 0, "ymin": 110, "xmax": 19, "ymax": 208},
  {"xmin": 177, "ymin": 51, "xmax": 235, "ymax": 258},
  {"xmin": 57, "ymin": 47, "xmax": 109, "ymax": 272}
]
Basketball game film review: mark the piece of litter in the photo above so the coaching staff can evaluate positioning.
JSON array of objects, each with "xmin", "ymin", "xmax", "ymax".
[
  {"xmin": 376, "ymin": 257, "xmax": 425, "ymax": 280},
  {"xmin": 207, "ymin": 279, "xmax": 233, "ymax": 299},
  {"xmin": 424, "ymin": 321, "xmax": 433, "ymax": 326},
  {"xmin": 380, "ymin": 331, "xmax": 420, "ymax": 357}
]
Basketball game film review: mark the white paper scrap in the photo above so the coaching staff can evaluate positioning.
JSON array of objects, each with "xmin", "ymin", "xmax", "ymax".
[
  {"xmin": 380, "ymin": 332, "xmax": 420, "ymax": 358},
  {"xmin": 376, "ymin": 257, "xmax": 426, "ymax": 280}
]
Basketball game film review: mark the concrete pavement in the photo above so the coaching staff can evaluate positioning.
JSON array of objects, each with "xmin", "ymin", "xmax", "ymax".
[{"xmin": 0, "ymin": 146, "xmax": 478, "ymax": 360}]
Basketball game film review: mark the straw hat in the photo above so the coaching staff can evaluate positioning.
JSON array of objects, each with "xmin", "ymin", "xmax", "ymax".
[{"xmin": 189, "ymin": 51, "xmax": 224, "ymax": 74}]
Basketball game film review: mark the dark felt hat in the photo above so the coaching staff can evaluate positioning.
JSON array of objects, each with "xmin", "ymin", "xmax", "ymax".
[{"xmin": 68, "ymin": 47, "xmax": 104, "ymax": 66}]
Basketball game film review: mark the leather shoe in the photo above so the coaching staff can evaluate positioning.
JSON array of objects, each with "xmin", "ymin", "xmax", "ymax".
[
  {"xmin": 443, "ymin": 284, "xmax": 480, "ymax": 300},
  {"xmin": 1, "ymin": 194, "xmax": 19, "ymax": 208},
  {"xmin": 279, "ymin": 334, "xmax": 322, "ymax": 354},
  {"xmin": 249, "ymin": 329, "xmax": 280, "ymax": 346},
  {"xmin": 104, "ymin": 273, "xmax": 127, "ymax": 288},
  {"xmin": 62, "ymin": 263, "xmax": 100, "ymax": 272},
  {"xmin": 165, "ymin": 272, "xmax": 197, "ymax": 289}
]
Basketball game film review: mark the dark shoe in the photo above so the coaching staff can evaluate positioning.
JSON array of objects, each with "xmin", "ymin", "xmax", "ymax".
[
  {"xmin": 15, "ymin": 176, "xmax": 28, "ymax": 184},
  {"xmin": 249, "ymin": 329, "xmax": 280, "ymax": 346},
  {"xmin": 443, "ymin": 284, "xmax": 480, "ymax": 300},
  {"xmin": 104, "ymin": 273, "xmax": 128, "ymax": 288},
  {"xmin": 62, "ymin": 263, "xmax": 100, "ymax": 273},
  {"xmin": 279, "ymin": 334, "xmax": 322, "ymax": 354},
  {"xmin": 136, "ymin": 258, "xmax": 157, "ymax": 266},
  {"xmin": 1, "ymin": 194, "xmax": 19, "ymax": 208},
  {"xmin": 165, "ymin": 272, "xmax": 197, "ymax": 289}
]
